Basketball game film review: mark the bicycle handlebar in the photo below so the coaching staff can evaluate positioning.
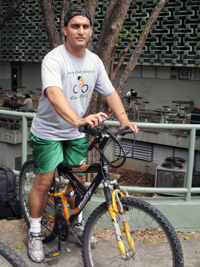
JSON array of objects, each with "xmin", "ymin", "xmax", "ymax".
[
  {"xmin": 78, "ymin": 116, "xmax": 107, "ymax": 136},
  {"xmin": 78, "ymin": 116, "xmax": 134, "ymax": 168}
]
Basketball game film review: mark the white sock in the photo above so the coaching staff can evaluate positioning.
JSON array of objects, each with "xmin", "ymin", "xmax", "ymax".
[
  {"xmin": 29, "ymin": 216, "xmax": 42, "ymax": 234},
  {"xmin": 77, "ymin": 212, "xmax": 83, "ymax": 224}
]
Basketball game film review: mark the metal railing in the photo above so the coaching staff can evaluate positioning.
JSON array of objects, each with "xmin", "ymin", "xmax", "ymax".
[{"xmin": 1, "ymin": 109, "xmax": 200, "ymax": 202}]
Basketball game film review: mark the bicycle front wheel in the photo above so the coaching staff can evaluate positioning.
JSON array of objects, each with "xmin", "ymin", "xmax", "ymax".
[
  {"xmin": 18, "ymin": 159, "xmax": 57, "ymax": 243},
  {"xmin": 82, "ymin": 197, "xmax": 184, "ymax": 267},
  {"xmin": 0, "ymin": 241, "xmax": 29, "ymax": 267}
]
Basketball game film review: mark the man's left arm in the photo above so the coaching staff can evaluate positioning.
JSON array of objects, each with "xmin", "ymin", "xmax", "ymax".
[{"xmin": 104, "ymin": 91, "xmax": 138, "ymax": 133}]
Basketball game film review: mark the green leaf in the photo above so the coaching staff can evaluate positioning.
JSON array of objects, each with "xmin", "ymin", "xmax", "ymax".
[{"xmin": 17, "ymin": 244, "xmax": 24, "ymax": 250}]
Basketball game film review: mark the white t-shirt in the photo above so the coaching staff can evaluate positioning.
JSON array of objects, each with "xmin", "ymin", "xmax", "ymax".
[
  {"xmin": 24, "ymin": 98, "xmax": 33, "ymax": 108},
  {"xmin": 31, "ymin": 45, "xmax": 115, "ymax": 140}
]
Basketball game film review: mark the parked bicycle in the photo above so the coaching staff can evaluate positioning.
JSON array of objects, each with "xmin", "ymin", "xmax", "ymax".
[
  {"xmin": 19, "ymin": 122, "xmax": 184, "ymax": 266},
  {"xmin": 0, "ymin": 241, "xmax": 29, "ymax": 267}
]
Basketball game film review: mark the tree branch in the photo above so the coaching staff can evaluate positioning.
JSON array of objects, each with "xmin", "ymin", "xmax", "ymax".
[
  {"xmin": 38, "ymin": 0, "xmax": 61, "ymax": 49},
  {"xmin": 116, "ymin": 0, "xmax": 167, "ymax": 97},
  {"xmin": 111, "ymin": 36, "xmax": 134, "ymax": 83},
  {"xmin": 109, "ymin": 44, "xmax": 119, "ymax": 81},
  {"xmin": 0, "ymin": 0, "xmax": 24, "ymax": 29},
  {"xmin": 84, "ymin": 0, "xmax": 98, "ymax": 51},
  {"xmin": 60, "ymin": 0, "xmax": 71, "ymax": 44},
  {"xmin": 94, "ymin": 0, "xmax": 132, "ymax": 72}
]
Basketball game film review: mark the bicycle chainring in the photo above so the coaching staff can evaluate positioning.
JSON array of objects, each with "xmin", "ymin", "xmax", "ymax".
[{"xmin": 55, "ymin": 211, "xmax": 69, "ymax": 242}]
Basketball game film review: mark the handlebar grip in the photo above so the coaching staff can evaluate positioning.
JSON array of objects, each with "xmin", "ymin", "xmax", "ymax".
[
  {"xmin": 117, "ymin": 128, "xmax": 133, "ymax": 135},
  {"xmin": 78, "ymin": 124, "xmax": 99, "ymax": 136},
  {"xmin": 125, "ymin": 128, "xmax": 133, "ymax": 134},
  {"xmin": 78, "ymin": 124, "xmax": 90, "ymax": 133},
  {"xmin": 78, "ymin": 116, "xmax": 107, "ymax": 135}
]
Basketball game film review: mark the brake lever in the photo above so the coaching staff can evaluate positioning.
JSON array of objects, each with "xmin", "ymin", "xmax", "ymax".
[{"xmin": 115, "ymin": 128, "xmax": 133, "ymax": 141}]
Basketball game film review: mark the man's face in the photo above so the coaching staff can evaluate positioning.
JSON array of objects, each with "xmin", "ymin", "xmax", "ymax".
[{"xmin": 63, "ymin": 16, "xmax": 92, "ymax": 52}]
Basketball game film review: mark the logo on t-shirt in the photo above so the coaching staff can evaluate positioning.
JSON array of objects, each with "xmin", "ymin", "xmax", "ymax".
[{"xmin": 73, "ymin": 76, "xmax": 89, "ymax": 94}]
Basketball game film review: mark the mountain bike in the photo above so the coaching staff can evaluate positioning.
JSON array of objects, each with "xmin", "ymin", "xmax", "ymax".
[
  {"xmin": 0, "ymin": 241, "xmax": 29, "ymax": 267},
  {"xmin": 18, "ymin": 122, "xmax": 184, "ymax": 266}
]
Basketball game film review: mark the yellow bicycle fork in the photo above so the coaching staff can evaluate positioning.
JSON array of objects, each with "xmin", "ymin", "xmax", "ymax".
[{"xmin": 108, "ymin": 190, "xmax": 135, "ymax": 260}]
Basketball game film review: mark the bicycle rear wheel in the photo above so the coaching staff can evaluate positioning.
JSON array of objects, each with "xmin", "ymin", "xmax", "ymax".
[
  {"xmin": 82, "ymin": 197, "xmax": 184, "ymax": 267},
  {"xmin": 18, "ymin": 159, "xmax": 57, "ymax": 243},
  {"xmin": 0, "ymin": 241, "xmax": 29, "ymax": 267}
]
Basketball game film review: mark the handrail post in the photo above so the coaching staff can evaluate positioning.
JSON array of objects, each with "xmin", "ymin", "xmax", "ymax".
[
  {"xmin": 22, "ymin": 116, "xmax": 28, "ymax": 165},
  {"xmin": 185, "ymin": 127, "xmax": 196, "ymax": 202}
]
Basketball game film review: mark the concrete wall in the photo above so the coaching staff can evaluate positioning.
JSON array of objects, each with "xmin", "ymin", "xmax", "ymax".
[
  {"xmin": 0, "ymin": 62, "xmax": 11, "ymax": 92},
  {"xmin": 22, "ymin": 62, "xmax": 42, "ymax": 93},
  {"xmin": 1, "ymin": 62, "xmax": 200, "ymax": 110},
  {"xmin": 104, "ymin": 126, "xmax": 200, "ymax": 175},
  {"xmin": 114, "ymin": 66, "xmax": 200, "ymax": 110},
  {"xmin": 0, "ymin": 140, "xmax": 32, "ymax": 170},
  {"xmin": 122, "ymin": 78, "xmax": 200, "ymax": 110},
  {"xmin": 83, "ymin": 195, "xmax": 200, "ymax": 232}
]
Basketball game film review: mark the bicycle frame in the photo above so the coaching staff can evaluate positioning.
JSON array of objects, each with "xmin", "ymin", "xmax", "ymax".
[
  {"xmin": 47, "ymin": 161, "xmax": 135, "ymax": 259},
  {"xmin": 45, "ymin": 126, "xmax": 136, "ymax": 259},
  {"xmin": 49, "ymin": 159, "xmax": 108, "ymax": 226}
]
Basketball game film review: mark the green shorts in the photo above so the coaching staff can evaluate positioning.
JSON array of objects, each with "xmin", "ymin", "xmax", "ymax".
[{"xmin": 29, "ymin": 132, "xmax": 88, "ymax": 175}]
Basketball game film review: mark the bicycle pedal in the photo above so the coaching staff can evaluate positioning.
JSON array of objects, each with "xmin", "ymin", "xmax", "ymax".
[{"xmin": 45, "ymin": 250, "xmax": 62, "ymax": 258}]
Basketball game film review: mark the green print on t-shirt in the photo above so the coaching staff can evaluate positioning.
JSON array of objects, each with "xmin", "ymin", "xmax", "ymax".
[{"xmin": 68, "ymin": 68, "xmax": 95, "ymax": 76}]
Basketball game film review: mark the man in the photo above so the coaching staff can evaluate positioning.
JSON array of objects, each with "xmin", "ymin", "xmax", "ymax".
[
  {"xmin": 9, "ymin": 94, "xmax": 20, "ymax": 110},
  {"xmin": 28, "ymin": 5, "xmax": 138, "ymax": 263},
  {"xmin": 126, "ymin": 89, "xmax": 137, "ymax": 108},
  {"xmin": 19, "ymin": 93, "xmax": 33, "ymax": 108}
]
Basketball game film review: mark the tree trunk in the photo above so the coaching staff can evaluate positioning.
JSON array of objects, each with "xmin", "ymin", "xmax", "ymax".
[
  {"xmin": 116, "ymin": 0, "xmax": 167, "ymax": 97},
  {"xmin": 38, "ymin": 0, "xmax": 61, "ymax": 49},
  {"xmin": 60, "ymin": 0, "xmax": 71, "ymax": 44},
  {"xmin": 86, "ymin": 0, "xmax": 167, "ymax": 181},
  {"xmin": 0, "ymin": 0, "xmax": 167, "ymax": 181},
  {"xmin": 84, "ymin": 0, "xmax": 98, "ymax": 51},
  {"xmin": 0, "ymin": 0, "xmax": 24, "ymax": 29},
  {"xmin": 87, "ymin": 0, "xmax": 132, "ymax": 117},
  {"xmin": 94, "ymin": 0, "xmax": 132, "ymax": 73},
  {"xmin": 94, "ymin": 0, "xmax": 117, "ymax": 55}
]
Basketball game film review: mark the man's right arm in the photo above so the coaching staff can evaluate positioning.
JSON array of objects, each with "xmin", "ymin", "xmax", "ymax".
[{"xmin": 46, "ymin": 86, "xmax": 107, "ymax": 128}]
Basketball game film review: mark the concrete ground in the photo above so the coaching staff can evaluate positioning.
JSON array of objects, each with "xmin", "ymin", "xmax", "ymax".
[{"xmin": 0, "ymin": 218, "xmax": 200, "ymax": 267}]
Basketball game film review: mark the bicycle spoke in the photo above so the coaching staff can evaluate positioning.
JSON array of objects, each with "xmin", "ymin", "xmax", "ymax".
[{"xmin": 83, "ymin": 198, "xmax": 183, "ymax": 267}]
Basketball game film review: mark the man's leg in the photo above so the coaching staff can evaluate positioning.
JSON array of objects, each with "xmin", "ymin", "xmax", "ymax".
[
  {"xmin": 29, "ymin": 170, "xmax": 55, "ymax": 218},
  {"xmin": 67, "ymin": 174, "xmax": 97, "ymax": 244},
  {"xmin": 28, "ymin": 170, "xmax": 55, "ymax": 263},
  {"xmin": 67, "ymin": 174, "xmax": 86, "ymax": 210}
]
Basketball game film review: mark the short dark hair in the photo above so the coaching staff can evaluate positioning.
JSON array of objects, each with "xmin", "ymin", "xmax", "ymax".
[
  {"xmin": 25, "ymin": 93, "xmax": 30, "ymax": 98},
  {"xmin": 64, "ymin": 5, "xmax": 92, "ymax": 27}
]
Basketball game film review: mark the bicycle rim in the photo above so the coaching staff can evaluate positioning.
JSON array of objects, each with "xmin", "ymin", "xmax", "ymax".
[
  {"xmin": 19, "ymin": 159, "xmax": 57, "ymax": 243},
  {"xmin": 82, "ymin": 197, "xmax": 184, "ymax": 267}
]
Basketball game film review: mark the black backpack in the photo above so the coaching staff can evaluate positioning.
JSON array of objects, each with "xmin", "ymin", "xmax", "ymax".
[
  {"xmin": 2, "ymin": 99, "xmax": 10, "ymax": 108},
  {"xmin": 9, "ymin": 100, "xmax": 20, "ymax": 110},
  {"xmin": 0, "ymin": 166, "xmax": 22, "ymax": 220}
]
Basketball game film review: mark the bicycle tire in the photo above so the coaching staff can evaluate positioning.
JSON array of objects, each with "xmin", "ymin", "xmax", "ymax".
[
  {"xmin": 0, "ymin": 241, "xmax": 29, "ymax": 267},
  {"xmin": 81, "ymin": 84, "xmax": 88, "ymax": 93},
  {"xmin": 18, "ymin": 159, "xmax": 57, "ymax": 243},
  {"xmin": 73, "ymin": 85, "xmax": 78, "ymax": 94},
  {"xmin": 82, "ymin": 197, "xmax": 184, "ymax": 267}
]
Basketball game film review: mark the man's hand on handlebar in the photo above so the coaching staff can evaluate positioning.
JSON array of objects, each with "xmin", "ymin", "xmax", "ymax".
[
  {"xmin": 121, "ymin": 121, "xmax": 138, "ymax": 133},
  {"xmin": 76, "ymin": 112, "xmax": 108, "ymax": 129}
]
